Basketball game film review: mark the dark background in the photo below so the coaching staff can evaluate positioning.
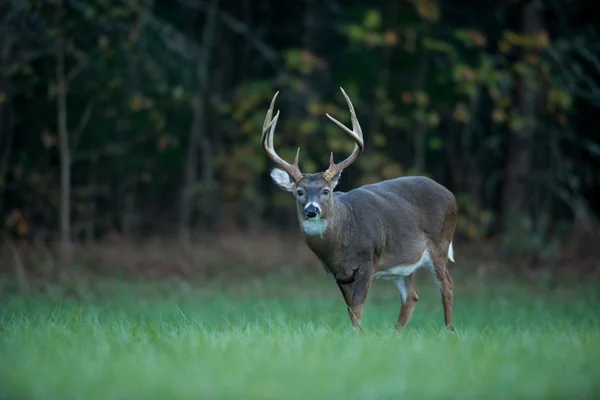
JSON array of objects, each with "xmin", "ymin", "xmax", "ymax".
[{"xmin": 1, "ymin": 0, "xmax": 599, "ymax": 286}]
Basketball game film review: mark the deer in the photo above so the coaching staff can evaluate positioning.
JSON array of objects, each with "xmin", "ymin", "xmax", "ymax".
[{"xmin": 261, "ymin": 87, "xmax": 458, "ymax": 331}]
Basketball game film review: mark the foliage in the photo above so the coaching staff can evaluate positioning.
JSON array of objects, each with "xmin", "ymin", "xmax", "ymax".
[{"xmin": 1, "ymin": 0, "xmax": 599, "ymax": 266}]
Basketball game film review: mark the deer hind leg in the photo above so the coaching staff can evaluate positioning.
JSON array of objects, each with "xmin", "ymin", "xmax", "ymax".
[
  {"xmin": 394, "ymin": 273, "xmax": 419, "ymax": 330},
  {"xmin": 430, "ymin": 253, "xmax": 454, "ymax": 331}
]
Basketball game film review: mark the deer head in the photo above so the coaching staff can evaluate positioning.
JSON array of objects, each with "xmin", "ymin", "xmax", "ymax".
[{"xmin": 263, "ymin": 88, "xmax": 364, "ymax": 235}]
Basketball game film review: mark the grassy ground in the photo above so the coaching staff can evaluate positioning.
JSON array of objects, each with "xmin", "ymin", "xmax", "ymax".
[{"xmin": 1, "ymin": 271, "xmax": 599, "ymax": 400}]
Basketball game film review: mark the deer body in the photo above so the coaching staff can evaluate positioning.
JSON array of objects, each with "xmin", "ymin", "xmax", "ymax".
[{"xmin": 262, "ymin": 88, "xmax": 457, "ymax": 331}]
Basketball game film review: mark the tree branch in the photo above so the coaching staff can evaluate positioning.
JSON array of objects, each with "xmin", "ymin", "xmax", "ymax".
[
  {"xmin": 522, "ymin": 172, "xmax": 600, "ymax": 236},
  {"xmin": 152, "ymin": 0, "xmax": 283, "ymax": 73},
  {"xmin": 548, "ymin": 38, "xmax": 600, "ymax": 106},
  {"xmin": 66, "ymin": 51, "xmax": 88, "ymax": 85},
  {"xmin": 70, "ymin": 100, "xmax": 95, "ymax": 153}
]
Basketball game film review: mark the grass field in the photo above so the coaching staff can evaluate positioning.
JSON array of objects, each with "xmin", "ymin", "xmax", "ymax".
[{"xmin": 1, "ymin": 271, "xmax": 599, "ymax": 400}]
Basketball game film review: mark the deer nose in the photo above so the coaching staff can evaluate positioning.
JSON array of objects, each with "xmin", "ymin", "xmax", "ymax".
[{"xmin": 304, "ymin": 204, "xmax": 320, "ymax": 219}]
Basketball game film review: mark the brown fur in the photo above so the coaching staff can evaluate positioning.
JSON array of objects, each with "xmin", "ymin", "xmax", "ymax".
[
  {"xmin": 263, "ymin": 88, "xmax": 457, "ymax": 331},
  {"xmin": 277, "ymin": 171, "xmax": 458, "ymax": 330}
]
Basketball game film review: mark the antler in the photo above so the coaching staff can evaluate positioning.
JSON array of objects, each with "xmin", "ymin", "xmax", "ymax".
[
  {"xmin": 323, "ymin": 87, "xmax": 364, "ymax": 182},
  {"xmin": 261, "ymin": 92, "xmax": 303, "ymax": 182}
]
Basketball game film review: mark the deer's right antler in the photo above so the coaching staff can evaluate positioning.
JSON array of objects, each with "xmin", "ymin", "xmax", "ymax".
[
  {"xmin": 323, "ymin": 87, "xmax": 364, "ymax": 182},
  {"xmin": 262, "ymin": 92, "xmax": 303, "ymax": 182}
]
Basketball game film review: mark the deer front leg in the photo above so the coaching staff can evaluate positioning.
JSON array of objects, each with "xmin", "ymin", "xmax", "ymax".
[
  {"xmin": 336, "ymin": 280, "xmax": 355, "ymax": 321},
  {"xmin": 347, "ymin": 264, "xmax": 374, "ymax": 331}
]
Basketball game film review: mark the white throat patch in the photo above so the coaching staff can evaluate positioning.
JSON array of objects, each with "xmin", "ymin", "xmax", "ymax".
[{"xmin": 301, "ymin": 219, "xmax": 328, "ymax": 237}]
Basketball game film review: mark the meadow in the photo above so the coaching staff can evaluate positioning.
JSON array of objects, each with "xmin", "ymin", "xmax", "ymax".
[{"xmin": 1, "ymin": 269, "xmax": 599, "ymax": 400}]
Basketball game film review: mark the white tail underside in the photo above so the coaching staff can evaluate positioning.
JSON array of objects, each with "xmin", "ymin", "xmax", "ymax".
[{"xmin": 448, "ymin": 240, "xmax": 455, "ymax": 263}]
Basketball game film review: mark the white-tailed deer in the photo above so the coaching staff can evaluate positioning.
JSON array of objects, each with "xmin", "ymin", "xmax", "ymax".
[{"xmin": 262, "ymin": 88, "xmax": 457, "ymax": 331}]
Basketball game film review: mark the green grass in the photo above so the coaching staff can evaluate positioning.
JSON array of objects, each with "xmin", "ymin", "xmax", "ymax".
[{"xmin": 1, "ymin": 272, "xmax": 599, "ymax": 400}]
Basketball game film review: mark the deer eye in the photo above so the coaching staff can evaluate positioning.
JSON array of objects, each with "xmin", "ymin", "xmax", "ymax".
[
  {"xmin": 296, "ymin": 189, "xmax": 304, "ymax": 197},
  {"xmin": 322, "ymin": 189, "xmax": 330, "ymax": 196}
]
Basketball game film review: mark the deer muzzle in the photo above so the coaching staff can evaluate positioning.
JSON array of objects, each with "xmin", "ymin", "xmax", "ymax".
[{"xmin": 304, "ymin": 203, "xmax": 320, "ymax": 219}]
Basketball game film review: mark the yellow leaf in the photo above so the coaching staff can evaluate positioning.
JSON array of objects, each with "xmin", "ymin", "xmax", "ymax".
[
  {"xmin": 503, "ymin": 30, "xmax": 521, "ymax": 45},
  {"xmin": 129, "ymin": 93, "xmax": 144, "ymax": 112},
  {"xmin": 365, "ymin": 33, "xmax": 381, "ymax": 48},
  {"xmin": 488, "ymin": 87, "xmax": 500, "ymax": 100},
  {"xmin": 452, "ymin": 64, "xmax": 476, "ymax": 82},
  {"xmin": 98, "ymin": 35, "xmax": 109, "ymax": 50},
  {"xmin": 467, "ymin": 223, "xmax": 478, "ymax": 239},
  {"xmin": 299, "ymin": 119, "xmax": 318, "ymax": 134},
  {"xmin": 415, "ymin": 91, "xmax": 430, "ymax": 106},
  {"xmin": 467, "ymin": 29, "xmax": 487, "ymax": 48},
  {"xmin": 241, "ymin": 120, "xmax": 255, "ymax": 134},
  {"xmin": 452, "ymin": 103, "xmax": 470, "ymax": 123},
  {"xmin": 526, "ymin": 54, "xmax": 540, "ymax": 66},
  {"xmin": 401, "ymin": 91, "xmax": 413, "ymax": 104},
  {"xmin": 426, "ymin": 112, "xmax": 440, "ymax": 128},
  {"xmin": 492, "ymin": 109, "xmax": 506, "ymax": 123},
  {"xmin": 385, "ymin": 30, "xmax": 398, "ymax": 46},
  {"xmin": 41, "ymin": 131, "xmax": 56, "ymax": 149},
  {"xmin": 536, "ymin": 31, "xmax": 550, "ymax": 49},
  {"xmin": 156, "ymin": 137, "xmax": 168, "ymax": 151},
  {"xmin": 307, "ymin": 101, "xmax": 321, "ymax": 116},
  {"xmin": 375, "ymin": 134, "xmax": 387, "ymax": 147},
  {"xmin": 498, "ymin": 40, "xmax": 511, "ymax": 54}
]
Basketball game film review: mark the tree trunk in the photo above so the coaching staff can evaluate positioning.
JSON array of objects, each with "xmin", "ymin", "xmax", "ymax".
[
  {"xmin": 302, "ymin": 0, "xmax": 316, "ymax": 53},
  {"xmin": 199, "ymin": 130, "xmax": 215, "ymax": 227},
  {"xmin": 178, "ymin": 0, "xmax": 219, "ymax": 245},
  {"xmin": 368, "ymin": 2, "xmax": 396, "ymax": 151},
  {"xmin": 413, "ymin": 56, "xmax": 430, "ymax": 174},
  {"xmin": 84, "ymin": 163, "xmax": 97, "ymax": 246},
  {"xmin": 56, "ymin": 33, "xmax": 71, "ymax": 279},
  {"xmin": 8, "ymin": 238, "xmax": 29, "ymax": 291},
  {"xmin": 0, "ymin": 95, "xmax": 12, "ymax": 183},
  {"xmin": 0, "ymin": 75, "xmax": 13, "ymax": 218},
  {"xmin": 502, "ymin": 0, "xmax": 541, "ymax": 220},
  {"xmin": 501, "ymin": 0, "xmax": 543, "ymax": 258}
]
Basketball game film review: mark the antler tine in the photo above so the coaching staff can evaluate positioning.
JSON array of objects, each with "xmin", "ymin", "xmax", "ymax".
[
  {"xmin": 323, "ymin": 87, "xmax": 364, "ymax": 181},
  {"xmin": 261, "ymin": 92, "xmax": 303, "ymax": 182}
]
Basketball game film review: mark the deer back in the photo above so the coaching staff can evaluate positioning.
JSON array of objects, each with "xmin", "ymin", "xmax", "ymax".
[{"xmin": 304, "ymin": 175, "xmax": 457, "ymax": 276}]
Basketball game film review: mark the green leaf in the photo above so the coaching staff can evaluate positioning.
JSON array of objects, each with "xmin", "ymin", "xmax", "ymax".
[
  {"xmin": 422, "ymin": 37, "xmax": 457, "ymax": 59},
  {"xmin": 345, "ymin": 24, "xmax": 365, "ymax": 42},
  {"xmin": 428, "ymin": 136, "xmax": 444, "ymax": 151},
  {"xmin": 363, "ymin": 10, "xmax": 381, "ymax": 30}
]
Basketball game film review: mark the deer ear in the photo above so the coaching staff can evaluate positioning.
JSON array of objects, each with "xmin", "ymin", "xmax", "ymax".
[
  {"xmin": 329, "ymin": 171, "xmax": 342, "ymax": 189},
  {"xmin": 270, "ymin": 168, "xmax": 295, "ymax": 192}
]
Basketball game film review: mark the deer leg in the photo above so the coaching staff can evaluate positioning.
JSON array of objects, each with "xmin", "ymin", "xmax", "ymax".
[
  {"xmin": 394, "ymin": 274, "xmax": 420, "ymax": 330},
  {"xmin": 430, "ymin": 258, "xmax": 454, "ymax": 331},
  {"xmin": 336, "ymin": 280, "xmax": 355, "ymax": 322},
  {"xmin": 348, "ymin": 265, "xmax": 374, "ymax": 331}
]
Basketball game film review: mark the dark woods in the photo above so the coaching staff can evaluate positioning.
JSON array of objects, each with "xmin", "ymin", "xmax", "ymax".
[{"xmin": 1, "ymin": 0, "xmax": 600, "ymax": 280}]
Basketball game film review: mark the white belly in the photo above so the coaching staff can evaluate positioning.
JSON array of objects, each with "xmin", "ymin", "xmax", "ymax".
[{"xmin": 373, "ymin": 249, "xmax": 434, "ymax": 280}]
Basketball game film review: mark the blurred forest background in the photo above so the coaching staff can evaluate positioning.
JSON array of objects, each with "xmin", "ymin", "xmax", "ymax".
[{"xmin": 1, "ymin": 0, "xmax": 600, "ymax": 286}]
